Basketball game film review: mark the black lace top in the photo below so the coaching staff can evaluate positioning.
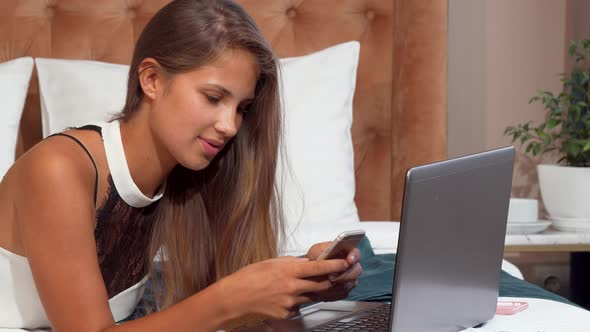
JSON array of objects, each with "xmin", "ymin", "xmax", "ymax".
[{"xmin": 95, "ymin": 174, "xmax": 158, "ymax": 298}]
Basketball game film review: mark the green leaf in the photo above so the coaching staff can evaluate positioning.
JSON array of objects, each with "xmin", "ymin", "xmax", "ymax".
[
  {"xmin": 532, "ymin": 143, "xmax": 541, "ymax": 156},
  {"xmin": 571, "ymin": 105, "xmax": 582, "ymax": 118},
  {"xmin": 584, "ymin": 141, "xmax": 590, "ymax": 152},
  {"xmin": 535, "ymin": 128, "xmax": 549, "ymax": 142},
  {"xmin": 569, "ymin": 41, "xmax": 577, "ymax": 57},
  {"xmin": 526, "ymin": 142, "xmax": 534, "ymax": 153},
  {"xmin": 565, "ymin": 142, "xmax": 581, "ymax": 156},
  {"xmin": 547, "ymin": 118, "xmax": 559, "ymax": 129},
  {"xmin": 544, "ymin": 147, "xmax": 557, "ymax": 153}
]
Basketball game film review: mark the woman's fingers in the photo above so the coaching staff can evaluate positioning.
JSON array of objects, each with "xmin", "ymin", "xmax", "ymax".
[
  {"xmin": 346, "ymin": 248, "xmax": 361, "ymax": 265},
  {"xmin": 306, "ymin": 280, "xmax": 358, "ymax": 302},
  {"xmin": 293, "ymin": 295, "xmax": 312, "ymax": 306},
  {"xmin": 330, "ymin": 262, "xmax": 363, "ymax": 284},
  {"xmin": 293, "ymin": 259, "xmax": 349, "ymax": 279},
  {"xmin": 291, "ymin": 278, "xmax": 333, "ymax": 294},
  {"xmin": 305, "ymin": 242, "xmax": 332, "ymax": 260}
]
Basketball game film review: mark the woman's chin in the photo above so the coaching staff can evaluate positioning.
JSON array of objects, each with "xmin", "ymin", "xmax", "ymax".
[{"xmin": 178, "ymin": 156, "xmax": 211, "ymax": 171}]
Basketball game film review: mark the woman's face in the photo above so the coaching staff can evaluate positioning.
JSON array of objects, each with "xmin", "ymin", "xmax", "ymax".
[{"xmin": 149, "ymin": 48, "xmax": 259, "ymax": 171}]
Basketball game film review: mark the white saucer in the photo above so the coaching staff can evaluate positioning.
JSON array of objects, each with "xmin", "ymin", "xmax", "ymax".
[
  {"xmin": 506, "ymin": 221, "xmax": 551, "ymax": 235},
  {"xmin": 549, "ymin": 215, "xmax": 590, "ymax": 223},
  {"xmin": 550, "ymin": 219, "xmax": 590, "ymax": 233}
]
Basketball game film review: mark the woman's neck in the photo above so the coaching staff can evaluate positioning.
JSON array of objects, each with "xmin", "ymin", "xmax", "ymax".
[{"xmin": 118, "ymin": 107, "xmax": 176, "ymax": 198}]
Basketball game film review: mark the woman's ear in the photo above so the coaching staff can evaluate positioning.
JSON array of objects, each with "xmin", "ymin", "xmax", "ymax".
[{"xmin": 138, "ymin": 58, "xmax": 161, "ymax": 101}]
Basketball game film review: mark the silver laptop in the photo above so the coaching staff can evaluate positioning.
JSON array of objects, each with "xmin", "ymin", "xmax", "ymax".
[{"xmin": 241, "ymin": 146, "xmax": 515, "ymax": 332}]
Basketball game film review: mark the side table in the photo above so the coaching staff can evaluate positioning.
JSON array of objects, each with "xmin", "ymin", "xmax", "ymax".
[{"xmin": 505, "ymin": 227, "xmax": 590, "ymax": 309}]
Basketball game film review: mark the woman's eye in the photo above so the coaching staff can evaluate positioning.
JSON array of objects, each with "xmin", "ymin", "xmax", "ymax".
[
  {"xmin": 206, "ymin": 94, "xmax": 221, "ymax": 103},
  {"xmin": 238, "ymin": 104, "xmax": 251, "ymax": 115}
]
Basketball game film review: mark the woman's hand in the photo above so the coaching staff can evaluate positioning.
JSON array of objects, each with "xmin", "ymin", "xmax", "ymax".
[
  {"xmin": 304, "ymin": 242, "xmax": 363, "ymax": 302},
  {"xmin": 216, "ymin": 256, "xmax": 350, "ymax": 320}
]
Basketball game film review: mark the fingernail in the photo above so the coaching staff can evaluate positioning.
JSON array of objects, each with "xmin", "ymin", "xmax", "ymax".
[
  {"xmin": 329, "ymin": 273, "xmax": 338, "ymax": 281},
  {"xmin": 349, "ymin": 255, "xmax": 356, "ymax": 263}
]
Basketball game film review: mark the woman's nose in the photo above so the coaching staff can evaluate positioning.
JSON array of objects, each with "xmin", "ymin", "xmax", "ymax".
[{"xmin": 214, "ymin": 106, "xmax": 240, "ymax": 137}]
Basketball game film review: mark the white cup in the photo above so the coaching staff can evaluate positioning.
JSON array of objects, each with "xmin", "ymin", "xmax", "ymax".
[{"xmin": 507, "ymin": 198, "xmax": 539, "ymax": 223}]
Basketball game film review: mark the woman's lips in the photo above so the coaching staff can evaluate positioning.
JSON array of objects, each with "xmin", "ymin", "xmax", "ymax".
[{"xmin": 199, "ymin": 137, "xmax": 222, "ymax": 156}]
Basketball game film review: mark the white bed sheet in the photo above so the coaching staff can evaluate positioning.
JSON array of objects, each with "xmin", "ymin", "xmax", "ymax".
[
  {"xmin": 461, "ymin": 297, "xmax": 590, "ymax": 332},
  {"xmin": 2, "ymin": 297, "xmax": 588, "ymax": 332}
]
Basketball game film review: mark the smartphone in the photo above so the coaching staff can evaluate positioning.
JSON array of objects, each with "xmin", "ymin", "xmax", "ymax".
[
  {"xmin": 496, "ymin": 301, "xmax": 529, "ymax": 315},
  {"xmin": 315, "ymin": 230, "xmax": 366, "ymax": 261}
]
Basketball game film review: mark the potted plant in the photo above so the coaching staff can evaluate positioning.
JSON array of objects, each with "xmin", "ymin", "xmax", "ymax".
[{"xmin": 505, "ymin": 39, "xmax": 590, "ymax": 226}]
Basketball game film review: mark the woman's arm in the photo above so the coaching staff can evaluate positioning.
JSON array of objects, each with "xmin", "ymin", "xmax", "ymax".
[
  {"xmin": 14, "ymin": 141, "xmax": 350, "ymax": 332},
  {"xmin": 14, "ymin": 142, "xmax": 234, "ymax": 331},
  {"xmin": 103, "ymin": 282, "xmax": 235, "ymax": 331}
]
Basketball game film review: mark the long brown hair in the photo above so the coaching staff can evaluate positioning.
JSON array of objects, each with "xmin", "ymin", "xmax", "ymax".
[{"xmin": 117, "ymin": 0, "xmax": 283, "ymax": 309}]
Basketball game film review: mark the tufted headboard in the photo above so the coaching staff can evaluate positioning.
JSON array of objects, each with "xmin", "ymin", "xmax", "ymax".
[{"xmin": 0, "ymin": 0, "xmax": 447, "ymax": 221}]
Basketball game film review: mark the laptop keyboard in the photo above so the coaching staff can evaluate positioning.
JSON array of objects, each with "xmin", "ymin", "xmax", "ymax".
[{"xmin": 311, "ymin": 304, "xmax": 391, "ymax": 331}]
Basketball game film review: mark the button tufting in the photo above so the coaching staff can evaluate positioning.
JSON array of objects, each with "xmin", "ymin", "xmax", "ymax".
[
  {"xmin": 45, "ymin": 6, "xmax": 55, "ymax": 18},
  {"xmin": 127, "ymin": 8, "xmax": 137, "ymax": 19},
  {"xmin": 286, "ymin": 8, "xmax": 297, "ymax": 19},
  {"xmin": 45, "ymin": 0, "xmax": 57, "ymax": 16}
]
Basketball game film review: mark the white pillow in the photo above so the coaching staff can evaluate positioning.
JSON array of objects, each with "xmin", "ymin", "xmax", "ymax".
[
  {"xmin": 278, "ymin": 42, "xmax": 361, "ymax": 247},
  {"xmin": 35, "ymin": 41, "xmax": 361, "ymax": 242},
  {"xmin": 0, "ymin": 57, "xmax": 34, "ymax": 179},
  {"xmin": 36, "ymin": 58, "xmax": 129, "ymax": 137}
]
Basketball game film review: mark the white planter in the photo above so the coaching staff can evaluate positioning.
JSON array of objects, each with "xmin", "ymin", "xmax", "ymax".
[{"xmin": 537, "ymin": 164, "xmax": 590, "ymax": 219}]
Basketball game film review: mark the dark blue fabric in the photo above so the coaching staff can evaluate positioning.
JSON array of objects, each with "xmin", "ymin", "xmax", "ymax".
[{"xmin": 347, "ymin": 237, "xmax": 576, "ymax": 306}]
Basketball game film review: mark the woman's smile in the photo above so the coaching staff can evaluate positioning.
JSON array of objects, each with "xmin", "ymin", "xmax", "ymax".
[{"xmin": 199, "ymin": 136, "xmax": 223, "ymax": 156}]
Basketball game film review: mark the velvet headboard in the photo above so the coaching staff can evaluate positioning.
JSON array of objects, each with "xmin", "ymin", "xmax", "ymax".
[{"xmin": 0, "ymin": 0, "xmax": 447, "ymax": 221}]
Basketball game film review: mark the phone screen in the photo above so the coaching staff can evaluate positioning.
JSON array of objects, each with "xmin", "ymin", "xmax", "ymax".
[{"xmin": 316, "ymin": 231, "xmax": 365, "ymax": 260}]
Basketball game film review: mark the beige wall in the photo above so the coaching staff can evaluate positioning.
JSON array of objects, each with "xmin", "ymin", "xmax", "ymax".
[
  {"xmin": 448, "ymin": 0, "xmax": 486, "ymax": 157},
  {"xmin": 568, "ymin": 0, "xmax": 590, "ymax": 51},
  {"xmin": 449, "ymin": 0, "xmax": 567, "ymax": 202}
]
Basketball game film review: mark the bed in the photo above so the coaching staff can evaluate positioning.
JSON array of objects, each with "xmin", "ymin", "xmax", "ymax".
[{"xmin": 1, "ymin": 0, "xmax": 589, "ymax": 331}]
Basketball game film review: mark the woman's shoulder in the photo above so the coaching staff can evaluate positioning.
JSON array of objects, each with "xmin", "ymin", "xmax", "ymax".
[
  {"xmin": 7, "ymin": 130, "xmax": 104, "ymax": 203},
  {"xmin": 0, "ymin": 129, "xmax": 105, "ymax": 256}
]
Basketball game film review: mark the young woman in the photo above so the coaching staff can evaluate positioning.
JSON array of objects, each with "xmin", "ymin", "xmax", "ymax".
[{"xmin": 0, "ymin": 0, "xmax": 362, "ymax": 331}]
